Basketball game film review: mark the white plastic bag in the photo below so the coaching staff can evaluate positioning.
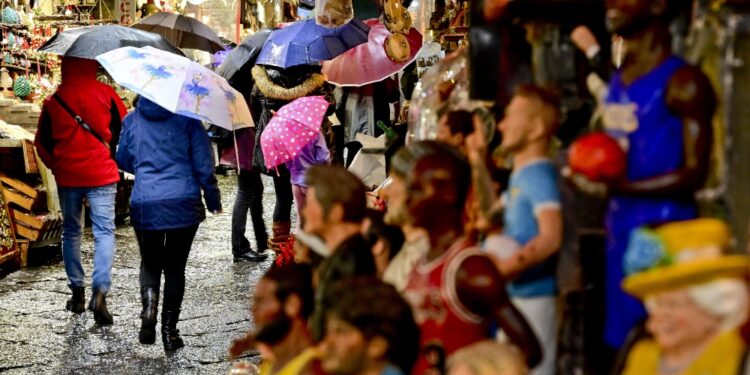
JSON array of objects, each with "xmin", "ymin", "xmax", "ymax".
[{"xmin": 347, "ymin": 133, "xmax": 387, "ymax": 188}]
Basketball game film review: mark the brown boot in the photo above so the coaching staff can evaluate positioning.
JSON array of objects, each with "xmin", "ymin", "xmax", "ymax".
[{"xmin": 267, "ymin": 221, "xmax": 291, "ymax": 252}]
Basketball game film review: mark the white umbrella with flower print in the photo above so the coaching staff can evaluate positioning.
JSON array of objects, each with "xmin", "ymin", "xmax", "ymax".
[{"xmin": 96, "ymin": 46, "xmax": 253, "ymax": 130}]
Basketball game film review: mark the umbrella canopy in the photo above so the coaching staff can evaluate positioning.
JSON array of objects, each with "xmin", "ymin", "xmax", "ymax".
[
  {"xmin": 323, "ymin": 19, "xmax": 421, "ymax": 86},
  {"xmin": 97, "ymin": 46, "xmax": 253, "ymax": 131},
  {"xmin": 131, "ymin": 12, "xmax": 226, "ymax": 53},
  {"xmin": 38, "ymin": 25, "xmax": 183, "ymax": 59},
  {"xmin": 256, "ymin": 18, "xmax": 369, "ymax": 68},
  {"xmin": 260, "ymin": 96, "xmax": 329, "ymax": 169},
  {"xmin": 216, "ymin": 29, "xmax": 273, "ymax": 83}
]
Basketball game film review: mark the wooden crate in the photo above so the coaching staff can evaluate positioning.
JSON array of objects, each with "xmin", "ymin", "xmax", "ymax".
[
  {"xmin": 10, "ymin": 208, "xmax": 43, "ymax": 229},
  {"xmin": 0, "ymin": 175, "xmax": 40, "ymax": 199},
  {"xmin": 14, "ymin": 221, "xmax": 40, "ymax": 241},
  {"xmin": 20, "ymin": 140, "xmax": 38, "ymax": 174},
  {"xmin": 16, "ymin": 239, "xmax": 28, "ymax": 267},
  {"xmin": 3, "ymin": 187, "xmax": 45, "ymax": 212},
  {"xmin": 0, "ymin": 184, "xmax": 19, "ymax": 266},
  {"xmin": 10, "ymin": 214, "xmax": 61, "ymax": 242}
]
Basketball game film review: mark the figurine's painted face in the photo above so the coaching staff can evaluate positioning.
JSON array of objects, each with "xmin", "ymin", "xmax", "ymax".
[
  {"xmin": 406, "ymin": 161, "xmax": 456, "ymax": 230},
  {"xmin": 319, "ymin": 316, "xmax": 370, "ymax": 375},
  {"xmin": 498, "ymin": 95, "xmax": 536, "ymax": 154},
  {"xmin": 251, "ymin": 278, "xmax": 293, "ymax": 345},
  {"xmin": 252, "ymin": 278, "xmax": 283, "ymax": 328},
  {"xmin": 382, "ymin": 173, "xmax": 410, "ymax": 226},
  {"xmin": 645, "ymin": 289, "xmax": 721, "ymax": 352},
  {"xmin": 303, "ymin": 186, "xmax": 328, "ymax": 236},
  {"xmin": 436, "ymin": 114, "xmax": 466, "ymax": 151},
  {"xmin": 605, "ymin": 0, "xmax": 660, "ymax": 36}
]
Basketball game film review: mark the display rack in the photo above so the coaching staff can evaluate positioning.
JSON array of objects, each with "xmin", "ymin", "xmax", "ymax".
[{"xmin": 0, "ymin": 22, "xmax": 50, "ymax": 79}]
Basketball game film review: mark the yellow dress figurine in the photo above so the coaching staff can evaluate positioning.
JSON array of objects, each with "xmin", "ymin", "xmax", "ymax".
[
  {"xmin": 620, "ymin": 218, "xmax": 750, "ymax": 375},
  {"xmin": 258, "ymin": 347, "xmax": 320, "ymax": 375}
]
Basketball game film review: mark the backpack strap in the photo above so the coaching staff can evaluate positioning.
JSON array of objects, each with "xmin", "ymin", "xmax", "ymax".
[{"xmin": 53, "ymin": 93, "xmax": 110, "ymax": 150}]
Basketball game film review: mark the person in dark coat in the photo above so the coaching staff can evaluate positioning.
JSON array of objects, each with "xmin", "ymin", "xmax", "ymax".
[
  {"xmin": 218, "ymin": 30, "xmax": 273, "ymax": 262},
  {"xmin": 34, "ymin": 56, "xmax": 127, "ymax": 326},
  {"xmin": 116, "ymin": 97, "xmax": 222, "ymax": 351},
  {"xmin": 227, "ymin": 126, "xmax": 271, "ymax": 262}
]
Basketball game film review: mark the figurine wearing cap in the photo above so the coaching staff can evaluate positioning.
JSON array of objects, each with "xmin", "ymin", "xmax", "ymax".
[{"xmin": 620, "ymin": 219, "xmax": 750, "ymax": 375}]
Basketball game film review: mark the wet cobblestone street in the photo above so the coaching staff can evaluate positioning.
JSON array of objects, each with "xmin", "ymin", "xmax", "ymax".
[{"xmin": 0, "ymin": 174, "xmax": 287, "ymax": 374}]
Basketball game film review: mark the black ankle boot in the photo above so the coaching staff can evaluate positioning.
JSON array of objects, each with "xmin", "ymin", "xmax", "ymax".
[
  {"xmin": 89, "ymin": 289, "xmax": 114, "ymax": 326},
  {"xmin": 139, "ymin": 288, "xmax": 159, "ymax": 344},
  {"xmin": 65, "ymin": 286, "xmax": 85, "ymax": 314},
  {"xmin": 161, "ymin": 310, "xmax": 184, "ymax": 351}
]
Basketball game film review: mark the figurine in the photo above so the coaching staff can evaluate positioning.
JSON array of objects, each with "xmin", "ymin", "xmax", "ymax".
[
  {"xmin": 620, "ymin": 219, "xmax": 750, "ymax": 375},
  {"xmin": 569, "ymin": 0, "xmax": 717, "ymax": 351},
  {"xmin": 401, "ymin": 141, "xmax": 542, "ymax": 374}
]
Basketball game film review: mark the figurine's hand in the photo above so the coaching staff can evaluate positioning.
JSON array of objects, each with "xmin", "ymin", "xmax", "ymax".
[
  {"xmin": 228, "ymin": 361, "xmax": 259, "ymax": 375},
  {"xmin": 562, "ymin": 166, "xmax": 608, "ymax": 197},
  {"xmin": 495, "ymin": 258, "xmax": 521, "ymax": 279},
  {"xmin": 571, "ymin": 26, "xmax": 600, "ymax": 56},
  {"xmin": 465, "ymin": 113, "xmax": 488, "ymax": 164},
  {"xmin": 483, "ymin": 0, "xmax": 509, "ymax": 22}
]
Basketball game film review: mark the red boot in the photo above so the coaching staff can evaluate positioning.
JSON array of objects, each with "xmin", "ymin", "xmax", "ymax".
[{"xmin": 267, "ymin": 221, "xmax": 292, "ymax": 252}]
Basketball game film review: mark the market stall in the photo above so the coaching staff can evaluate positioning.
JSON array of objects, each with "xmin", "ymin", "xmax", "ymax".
[
  {"xmin": 0, "ymin": 1, "xmax": 123, "ymax": 269},
  {"xmin": 0, "ymin": 122, "xmax": 60, "ymax": 268}
]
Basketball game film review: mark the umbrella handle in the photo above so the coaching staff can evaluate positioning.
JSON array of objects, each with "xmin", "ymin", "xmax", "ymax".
[{"xmin": 233, "ymin": 129, "xmax": 241, "ymax": 176}]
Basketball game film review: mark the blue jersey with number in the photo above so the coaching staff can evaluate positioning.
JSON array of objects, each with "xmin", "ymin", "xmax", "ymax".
[{"xmin": 602, "ymin": 56, "xmax": 697, "ymax": 348}]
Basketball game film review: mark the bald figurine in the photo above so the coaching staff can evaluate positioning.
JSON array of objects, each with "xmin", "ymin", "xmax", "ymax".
[{"xmin": 570, "ymin": 0, "xmax": 716, "ymax": 350}]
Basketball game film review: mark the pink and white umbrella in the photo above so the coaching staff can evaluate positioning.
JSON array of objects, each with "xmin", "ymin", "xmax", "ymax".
[
  {"xmin": 260, "ymin": 96, "xmax": 329, "ymax": 170},
  {"xmin": 322, "ymin": 19, "xmax": 422, "ymax": 87}
]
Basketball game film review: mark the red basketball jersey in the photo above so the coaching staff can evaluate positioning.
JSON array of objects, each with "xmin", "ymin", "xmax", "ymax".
[{"xmin": 403, "ymin": 237, "xmax": 490, "ymax": 375}]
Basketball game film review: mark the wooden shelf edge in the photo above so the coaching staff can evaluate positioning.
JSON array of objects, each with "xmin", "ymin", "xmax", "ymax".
[{"xmin": 0, "ymin": 249, "xmax": 19, "ymax": 265}]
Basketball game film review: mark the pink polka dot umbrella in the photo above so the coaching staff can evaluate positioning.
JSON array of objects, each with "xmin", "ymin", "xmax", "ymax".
[{"xmin": 260, "ymin": 95, "xmax": 329, "ymax": 171}]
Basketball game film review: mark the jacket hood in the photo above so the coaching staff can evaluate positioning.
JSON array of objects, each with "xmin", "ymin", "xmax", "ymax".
[
  {"xmin": 61, "ymin": 57, "xmax": 99, "ymax": 83},
  {"xmin": 136, "ymin": 97, "xmax": 175, "ymax": 121},
  {"xmin": 251, "ymin": 65, "xmax": 325, "ymax": 101}
]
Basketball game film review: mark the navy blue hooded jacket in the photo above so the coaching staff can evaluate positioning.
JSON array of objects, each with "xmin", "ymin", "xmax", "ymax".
[{"xmin": 116, "ymin": 97, "xmax": 221, "ymax": 230}]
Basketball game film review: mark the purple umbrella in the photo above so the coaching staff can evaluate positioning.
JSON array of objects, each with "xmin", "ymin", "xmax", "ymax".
[{"xmin": 256, "ymin": 18, "xmax": 369, "ymax": 69}]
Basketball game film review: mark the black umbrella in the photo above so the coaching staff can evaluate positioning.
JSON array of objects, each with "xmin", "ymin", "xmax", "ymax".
[
  {"xmin": 216, "ymin": 29, "xmax": 272, "ymax": 84},
  {"xmin": 38, "ymin": 25, "xmax": 183, "ymax": 59},
  {"xmin": 132, "ymin": 12, "xmax": 226, "ymax": 53}
]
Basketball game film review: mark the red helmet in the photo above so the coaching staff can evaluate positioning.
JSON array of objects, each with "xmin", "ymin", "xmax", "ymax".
[{"xmin": 569, "ymin": 132, "xmax": 627, "ymax": 183}]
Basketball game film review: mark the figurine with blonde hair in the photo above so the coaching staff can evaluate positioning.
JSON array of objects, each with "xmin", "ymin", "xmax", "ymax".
[{"xmin": 448, "ymin": 340, "xmax": 528, "ymax": 375}]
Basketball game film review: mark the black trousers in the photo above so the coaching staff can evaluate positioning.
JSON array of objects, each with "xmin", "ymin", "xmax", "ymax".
[
  {"xmin": 230, "ymin": 167, "xmax": 292, "ymax": 253},
  {"xmin": 136, "ymin": 225, "xmax": 198, "ymax": 312}
]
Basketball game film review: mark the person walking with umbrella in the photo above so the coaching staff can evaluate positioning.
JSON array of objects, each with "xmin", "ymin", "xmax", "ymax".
[
  {"xmin": 218, "ymin": 30, "xmax": 274, "ymax": 262},
  {"xmin": 116, "ymin": 96, "xmax": 222, "ymax": 350},
  {"xmin": 33, "ymin": 57, "xmax": 127, "ymax": 325},
  {"xmin": 98, "ymin": 45, "xmax": 252, "ymax": 349},
  {"xmin": 249, "ymin": 18, "xmax": 368, "ymax": 250},
  {"xmin": 250, "ymin": 64, "xmax": 336, "ymax": 250},
  {"xmin": 261, "ymin": 96, "xmax": 332, "ymax": 229}
]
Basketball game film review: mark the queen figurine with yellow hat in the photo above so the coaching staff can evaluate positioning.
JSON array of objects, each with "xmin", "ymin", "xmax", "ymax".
[{"xmin": 620, "ymin": 218, "xmax": 750, "ymax": 375}]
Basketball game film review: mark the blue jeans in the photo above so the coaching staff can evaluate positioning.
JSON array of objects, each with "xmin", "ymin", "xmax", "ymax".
[{"xmin": 59, "ymin": 183, "xmax": 117, "ymax": 292}]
